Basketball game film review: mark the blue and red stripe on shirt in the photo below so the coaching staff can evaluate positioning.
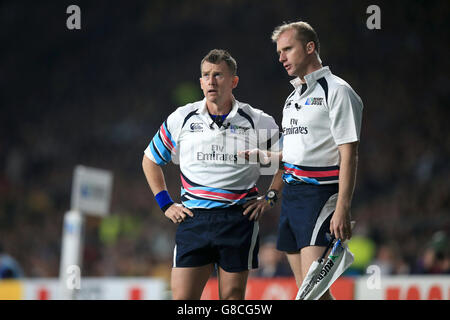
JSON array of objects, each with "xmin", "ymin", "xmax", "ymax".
[
  {"xmin": 180, "ymin": 172, "xmax": 258, "ymax": 209},
  {"xmin": 282, "ymin": 163, "xmax": 339, "ymax": 185}
]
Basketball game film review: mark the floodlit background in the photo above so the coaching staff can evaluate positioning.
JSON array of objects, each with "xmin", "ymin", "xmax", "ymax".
[{"xmin": 0, "ymin": 0, "xmax": 449, "ymax": 299}]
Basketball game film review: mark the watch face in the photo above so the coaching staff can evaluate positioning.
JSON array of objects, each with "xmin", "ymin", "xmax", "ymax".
[{"xmin": 267, "ymin": 191, "xmax": 276, "ymax": 199}]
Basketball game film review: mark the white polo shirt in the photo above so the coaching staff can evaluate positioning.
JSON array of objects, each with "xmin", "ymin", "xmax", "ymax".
[
  {"xmin": 281, "ymin": 66, "xmax": 363, "ymax": 185},
  {"xmin": 145, "ymin": 98, "xmax": 279, "ymax": 208}
]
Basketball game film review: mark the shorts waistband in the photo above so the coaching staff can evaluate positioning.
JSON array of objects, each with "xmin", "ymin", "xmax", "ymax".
[
  {"xmin": 191, "ymin": 205, "xmax": 244, "ymax": 214},
  {"xmin": 283, "ymin": 181, "xmax": 339, "ymax": 190}
]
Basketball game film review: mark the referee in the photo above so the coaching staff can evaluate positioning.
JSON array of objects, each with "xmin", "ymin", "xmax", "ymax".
[
  {"xmin": 142, "ymin": 49, "xmax": 279, "ymax": 300},
  {"xmin": 243, "ymin": 21, "xmax": 363, "ymax": 300}
]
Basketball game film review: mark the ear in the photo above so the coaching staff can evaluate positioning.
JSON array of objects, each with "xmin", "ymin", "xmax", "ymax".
[
  {"xmin": 232, "ymin": 76, "xmax": 239, "ymax": 89},
  {"xmin": 306, "ymin": 41, "xmax": 315, "ymax": 55}
]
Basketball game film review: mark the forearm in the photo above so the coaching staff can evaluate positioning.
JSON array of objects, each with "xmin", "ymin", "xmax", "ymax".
[
  {"xmin": 336, "ymin": 142, "xmax": 359, "ymax": 213},
  {"xmin": 142, "ymin": 155, "xmax": 168, "ymax": 196},
  {"xmin": 268, "ymin": 168, "xmax": 285, "ymax": 194},
  {"xmin": 142, "ymin": 155, "xmax": 192, "ymax": 221}
]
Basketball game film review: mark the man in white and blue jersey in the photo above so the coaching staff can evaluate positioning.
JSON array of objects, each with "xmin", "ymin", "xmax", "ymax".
[
  {"xmin": 242, "ymin": 22, "xmax": 363, "ymax": 300},
  {"xmin": 142, "ymin": 49, "xmax": 279, "ymax": 299}
]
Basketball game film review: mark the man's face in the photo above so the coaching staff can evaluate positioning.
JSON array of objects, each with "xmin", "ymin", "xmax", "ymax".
[
  {"xmin": 276, "ymin": 29, "xmax": 310, "ymax": 77},
  {"xmin": 200, "ymin": 60, "xmax": 238, "ymax": 105}
]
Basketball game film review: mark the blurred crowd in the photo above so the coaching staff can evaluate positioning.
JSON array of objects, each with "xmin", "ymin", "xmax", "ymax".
[{"xmin": 0, "ymin": 0, "xmax": 449, "ymax": 280}]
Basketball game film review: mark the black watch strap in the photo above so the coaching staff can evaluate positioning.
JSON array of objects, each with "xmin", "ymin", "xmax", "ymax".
[{"xmin": 265, "ymin": 189, "xmax": 279, "ymax": 207}]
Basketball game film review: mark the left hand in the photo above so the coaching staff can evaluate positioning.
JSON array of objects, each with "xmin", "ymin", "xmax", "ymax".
[
  {"xmin": 330, "ymin": 208, "xmax": 352, "ymax": 241},
  {"xmin": 242, "ymin": 197, "xmax": 271, "ymax": 221}
]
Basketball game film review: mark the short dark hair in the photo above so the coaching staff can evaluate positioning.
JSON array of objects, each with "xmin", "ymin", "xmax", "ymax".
[{"xmin": 200, "ymin": 49, "xmax": 237, "ymax": 76}]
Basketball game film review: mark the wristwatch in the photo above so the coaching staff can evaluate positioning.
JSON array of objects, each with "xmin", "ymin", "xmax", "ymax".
[{"xmin": 265, "ymin": 189, "xmax": 279, "ymax": 207}]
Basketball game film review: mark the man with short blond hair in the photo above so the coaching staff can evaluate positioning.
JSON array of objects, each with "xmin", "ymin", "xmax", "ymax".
[
  {"xmin": 271, "ymin": 21, "xmax": 320, "ymax": 55},
  {"xmin": 243, "ymin": 21, "xmax": 363, "ymax": 300}
]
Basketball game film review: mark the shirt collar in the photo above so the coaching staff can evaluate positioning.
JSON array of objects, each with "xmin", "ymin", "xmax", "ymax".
[
  {"xmin": 290, "ymin": 66, "xmax": 331, "ymax": 89},
  {"xmin": 199, "ymin": 97, "xmax": 240, "ymax": 118}
]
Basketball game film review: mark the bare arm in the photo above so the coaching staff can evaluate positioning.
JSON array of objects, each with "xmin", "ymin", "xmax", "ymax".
[
  {"xmin": 142, "ymin": 154, "xmax": 168, "ymax": 195},
  {"xmin": 243, "ymin": 168, "xmax": 285, "ymax": 220},
  {"xmin": 142, "ymin": 155, "xmax": 193, "ymax": 223},
  {"xmin": 267, "ymin": 168, "xmax": 285, "ymax": 194},
  {"xmin": 330, "ymin": 141, "xmax": 359, "ymax": 240}
]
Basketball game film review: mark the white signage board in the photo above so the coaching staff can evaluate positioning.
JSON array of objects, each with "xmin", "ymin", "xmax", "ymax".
[
  {"xmin": 21, "ymin": 278, "xmax": 168, "ymax": 300},
  {"xmin": 71, "ymin": 165, "xmax": 113, "ymax": 216}
]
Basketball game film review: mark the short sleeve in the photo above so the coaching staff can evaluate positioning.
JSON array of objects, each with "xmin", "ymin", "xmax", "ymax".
[
  {"xmin": 144, "ymin": 111, "xmax": 180, "ymax": 165},
  {"xmin": 328, "ymin": 85, "xmax": 363, "ymax": 145}
]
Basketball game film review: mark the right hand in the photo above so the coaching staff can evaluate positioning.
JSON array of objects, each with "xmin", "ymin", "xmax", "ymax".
[
  {"xmin": 237, "ymin": 149, "xmax": 271, "ymax": 165},
  {"xmin": 164, "ymin": 203, "xmax": 194, "ymax": 224}
]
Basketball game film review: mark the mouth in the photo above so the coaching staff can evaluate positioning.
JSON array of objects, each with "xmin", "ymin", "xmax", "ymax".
[
  {"xmin": 207, "ymin": 89, "xmax": 218, "ymax": 94},
  {"xmin": 284, "ymin": 64, "xmax": 291, "ymax": 71}
]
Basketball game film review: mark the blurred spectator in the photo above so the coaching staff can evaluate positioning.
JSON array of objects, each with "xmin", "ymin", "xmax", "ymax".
[
  {"xmin": 370, "ymin": 243, "xmax": 410, "ymax": 275},
  {"xmin": 412, "ymin": 231, "xmax": 449, "ymax": 274},
  {"xmin": 0, "ymin": 244, "xmax": 24, "ymax": 279},
  {"xmin": 371, "ymin": 244, "xmax": 395, "ymax": 275}
]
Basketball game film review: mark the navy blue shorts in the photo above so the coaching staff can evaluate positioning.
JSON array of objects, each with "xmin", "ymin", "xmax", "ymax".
[
  {"xmin": 173, "ymin": 206, "xmax": 259, "ymax": 272},
  {"xmin": 277, "ymin": 183, "xmax": 338, "ymax": 252}
]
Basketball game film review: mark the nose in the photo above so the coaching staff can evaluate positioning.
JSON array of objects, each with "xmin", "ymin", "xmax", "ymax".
[
  {"xmin": 279, "ymin": 52, "xmax": 286, "ymax": 63},
  {"xmin": 207, "ymin": 75, "xmax": 217, "ymax": 86}
]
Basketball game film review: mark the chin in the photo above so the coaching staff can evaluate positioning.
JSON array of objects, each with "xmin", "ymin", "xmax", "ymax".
[
  {"xmin": 206, "ymin": 96, "xmax": 219, "ymax": 103},
  {"xmin": 287, "ymin": 69, "xmax": 296, "ymax": 77}
]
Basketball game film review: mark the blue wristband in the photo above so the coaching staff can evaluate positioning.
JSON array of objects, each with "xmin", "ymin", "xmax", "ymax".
[{"xmin": 155, "ymin": 190, "xmax": 174, "ymax": 212}]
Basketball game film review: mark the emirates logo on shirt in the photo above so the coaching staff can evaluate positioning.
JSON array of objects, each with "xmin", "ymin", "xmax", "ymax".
[{"xmin": 283, "ymin": 118, "xmax": 308, "ymax": 135}]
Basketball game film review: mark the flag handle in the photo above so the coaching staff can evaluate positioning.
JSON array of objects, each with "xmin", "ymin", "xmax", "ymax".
[{"xmin": 319, "ymin": 235, "xmax": 335, "ymax": 263}]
